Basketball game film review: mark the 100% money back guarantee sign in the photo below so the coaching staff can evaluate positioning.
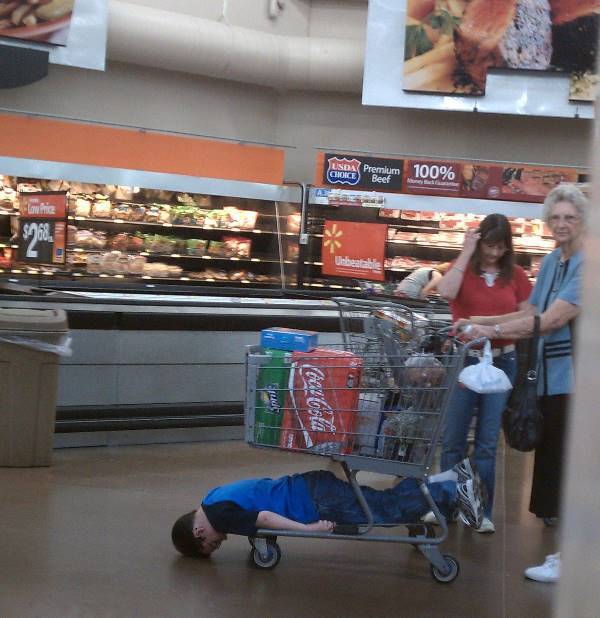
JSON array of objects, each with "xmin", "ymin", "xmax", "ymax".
[{"xmin": 18, "ymin": 192, "xmax": 68, "ymax": 265}]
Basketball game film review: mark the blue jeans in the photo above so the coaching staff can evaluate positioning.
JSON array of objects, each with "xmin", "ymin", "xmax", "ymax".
[
  {"xmin": 302, "ymin": 471, "xmax": 456, "ymax": 524},
  {"xmin": 440, "ymin": 351, "xmax": 517, "ymax": 517}
]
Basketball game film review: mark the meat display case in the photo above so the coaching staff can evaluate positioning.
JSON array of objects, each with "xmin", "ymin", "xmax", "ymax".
[
  {"xmin": 299, "ymin": 186, "xmax": 549, "ymax": 294},
  {"xmin": 0, "ymin": 157, "xmax": 302, "ymax": 294}
]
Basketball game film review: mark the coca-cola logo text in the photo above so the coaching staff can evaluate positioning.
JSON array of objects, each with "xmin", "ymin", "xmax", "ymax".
[{"xmin": 297, "ymin": 363, "xmax": 337, "ymax": 433}]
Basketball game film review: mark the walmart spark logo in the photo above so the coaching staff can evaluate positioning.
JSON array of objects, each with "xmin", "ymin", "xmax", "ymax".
[{"xmin": 323, "ymin": 223, "xmax": 343, "ymax": 254}]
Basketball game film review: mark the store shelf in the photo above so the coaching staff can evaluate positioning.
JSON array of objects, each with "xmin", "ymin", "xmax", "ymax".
[
  {"xmin": 68, "ymin": 215, "xmax": 297, "ymax": 236},
  {"xmin": 308, "ymin": 187, "xmax": 544, "ymax": 218}
]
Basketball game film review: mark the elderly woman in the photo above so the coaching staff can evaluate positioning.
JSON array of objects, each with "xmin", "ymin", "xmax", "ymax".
[{"xmin": 458, "ymin": 184, "xmax": 586, "ymax": 581}]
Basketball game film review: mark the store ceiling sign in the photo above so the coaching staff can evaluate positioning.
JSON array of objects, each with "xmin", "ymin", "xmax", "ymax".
[
  {"xmin": 405, "ymin": 160, "xmax": 462, "ymax": 196},
  {"xmin": 321, "ymin": 153, "xmax": 404, "ymax": 191},
  {"xmin": 18, "ymin": 192, "xmax": 68, "ymax": 265},
  {"xmin": 321, "ymin": 220, "xmax": 387, "ymax": 282},
  {"xmin": 362, "ymin": 0, "xmax": 596, "ymax": 118}
]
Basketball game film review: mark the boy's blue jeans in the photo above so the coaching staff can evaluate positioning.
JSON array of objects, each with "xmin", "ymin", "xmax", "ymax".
[
  {"xmin": 302, "ymin": 471, "xmax": 456, "ymax": 524},
  {"xmin": 440, "ymin": 350, "xmax": 517, "ymax": 517}
]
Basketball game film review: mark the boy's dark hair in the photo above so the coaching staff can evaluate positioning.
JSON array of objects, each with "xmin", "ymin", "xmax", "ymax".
[
  {"xmin": 171, "ymin": 510, "xmax": 209, "ymax": 559},
  {"xmin": 470, "ymin": 213, "xmax": 515, "ymax": 281}
]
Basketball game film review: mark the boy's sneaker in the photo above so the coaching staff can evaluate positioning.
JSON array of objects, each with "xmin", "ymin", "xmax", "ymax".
[
  {"xmin": 421, "ymin": 511, "xmax": 439, "ymax": 525},
  {"xmin": 474, "ymin": 516, "xmax": 495, "ymax": 533},
  {"xmin": 453, "ymin": 457, "xmax": 475, "ymax": 484},
  {"xmin": 524, "ymin": 553, "xmax": 561, "ymax": 583},
  {"xmin": 456, "ymin": 477, "xmax": 484, "ymax": 529}
]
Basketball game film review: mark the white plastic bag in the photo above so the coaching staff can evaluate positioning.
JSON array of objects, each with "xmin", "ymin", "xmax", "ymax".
[
  {"xmin": 0, "ymin": 334, "xmax": 72, "ymax": 357},
  {"xmin": 458, "ymin": 341, "xmax": 512, "ymax": 394}
]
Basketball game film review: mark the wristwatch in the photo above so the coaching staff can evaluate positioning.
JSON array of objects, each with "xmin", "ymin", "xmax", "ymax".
[{"xmin": 493, "ymin": 324, "xmax": 502, "ymax": 337}]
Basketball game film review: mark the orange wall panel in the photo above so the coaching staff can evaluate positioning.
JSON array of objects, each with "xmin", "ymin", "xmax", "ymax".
[{"xmin": 0, "ymin": 114, "xmax": 285, "ymax": 185}]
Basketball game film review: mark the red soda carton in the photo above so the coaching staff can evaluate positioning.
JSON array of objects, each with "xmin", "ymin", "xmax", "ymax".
[{"xmin": 280, "ymin": 348, "xmax": 362, "ymax": 455}]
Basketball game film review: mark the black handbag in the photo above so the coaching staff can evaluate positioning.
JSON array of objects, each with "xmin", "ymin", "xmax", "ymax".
[{"xmin": 502, "ymin": 315, "xmax": 542, "ymax": 452}]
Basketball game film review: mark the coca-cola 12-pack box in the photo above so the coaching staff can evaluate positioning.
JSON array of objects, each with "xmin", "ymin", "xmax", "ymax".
[{"xmin": 280, "ymin": 348, "xmax": 362, "ymax": 455}]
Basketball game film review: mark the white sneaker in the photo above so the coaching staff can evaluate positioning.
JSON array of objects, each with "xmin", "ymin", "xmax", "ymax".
[
  {"xmin": 524, "ymin": 553, "xmax": 561, "ymax": 583},
  {"xmin": 421, "ymin": 511, "xmax": 439, "ymax": 525},
  {"xmin": 474, "ymin": 517, "xmax": 495, "ymax": 533}
]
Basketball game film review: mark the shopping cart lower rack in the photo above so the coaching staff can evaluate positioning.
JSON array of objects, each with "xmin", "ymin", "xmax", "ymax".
[{"xmin": 244, "ymin": 298, "xmax": 471, "ymax": 583}]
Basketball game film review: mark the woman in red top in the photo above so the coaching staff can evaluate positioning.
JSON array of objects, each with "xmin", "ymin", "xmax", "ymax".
[{"xmin": 435, "ymin": 213, "xmax": 532, "ymax": 533}]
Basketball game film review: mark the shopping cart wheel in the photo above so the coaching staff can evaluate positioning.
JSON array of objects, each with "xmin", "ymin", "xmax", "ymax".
[
  {"xmin": 430, "ymin": 554, "xmax": 460, "ymax": 583},
  {"xmin": 250, "ymin": 540, "xmax": 281, "ymax": 570}
]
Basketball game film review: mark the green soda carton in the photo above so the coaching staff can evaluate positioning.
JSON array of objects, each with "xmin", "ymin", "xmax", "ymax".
[{"xmin": 254, "ymin": 349, "xmax": 291, "ymax": 445}]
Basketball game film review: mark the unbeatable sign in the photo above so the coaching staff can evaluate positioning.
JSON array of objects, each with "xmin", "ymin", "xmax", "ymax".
[
  {"xmin": 323, "ymin": 154, "xmax": 404, "ymax": 191},
  {"xmin": 321, "ymin": 220, "xmax": 387, "ymax": 282}
]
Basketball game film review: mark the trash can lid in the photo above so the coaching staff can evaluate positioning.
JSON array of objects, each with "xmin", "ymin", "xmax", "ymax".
[{"xmin": 0, "ymin": 307, "xmax": 68, "ymax": 332}]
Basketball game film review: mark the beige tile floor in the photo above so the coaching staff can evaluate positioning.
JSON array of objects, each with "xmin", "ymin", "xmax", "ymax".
[{"xmin": 0, "ymin": 440, "xmax": 557, "ymax": 618}]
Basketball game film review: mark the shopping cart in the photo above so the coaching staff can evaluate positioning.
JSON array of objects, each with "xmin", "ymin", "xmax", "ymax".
[{"xmin": 244, "ymin": 298, "xmax": 476, "ymax": 583}]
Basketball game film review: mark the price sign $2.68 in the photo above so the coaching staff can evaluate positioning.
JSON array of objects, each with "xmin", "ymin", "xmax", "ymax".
[{"xmin": 22, "ymin": 221, "xmax": 54, "ymax": 259}]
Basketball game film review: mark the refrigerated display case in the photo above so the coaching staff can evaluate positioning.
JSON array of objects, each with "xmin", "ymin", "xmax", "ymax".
[
  {"xmin": 0, "ymin": 161, "xmax": 302, "ymax": 293},
  {"xmin": 299, "ymin": 186, "xmax": 550, "ymax": 295}
]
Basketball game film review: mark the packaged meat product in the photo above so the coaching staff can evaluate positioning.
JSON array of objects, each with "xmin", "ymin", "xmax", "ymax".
[
  {"xmin": 101, "ymin": 251, "xmax": 122, "ymax": 274},
  {"xmin": 110, "ymin": 233, "xmax": 131, "ymax": 251},
  {"xmin": 116, "ymin": 255, "xmax": 131, "ymax": 275},
  {"xmin": 128, "ymin": 235, "xmax": 144, "ymax": 252},
  {"xmin": 223, "ymin": 206, "xmax": 259, "ymax": 230},
  {"xmin": 112, "ymin": 203, "xmax": 131, "ymax": 220},
  {"xmin": 393, "ymin": 231, "xmax": 418, "ymax": 242},
  {"xmin": 128, "ymin": 255, "xmax": 147, "ymax": 275},
  {"xmin": 223, "ymin": 236, "xmax": 251, "ymax": 258},
  {"xmin": 86, "ymin": 254, "xmax": 103, "ymax": 274},
  {"xmin": 74, "ymin": 198, "xmax": 91, "ymax": 218},
  {"xmin": 67, "ymin": 225, "xmax": 78, "ymax": 246},
  {"xmin": 196, "ymin": 195, "xmax": 212, "ymax": 208},
  {"xmin": 144, "ymin": 206, "xmax": 161, "ymax": 223},
  {"xmin": 401, "ymin": 210, "xmax": 420, "ymax": 221},
  {"xmin": 380, "ymin": 208, "xmax": 402, "ymax": 219},
  {"xmin": 286, "ymin": 243, "xmax": 299, "ymax": 261},
  {"xmin": 129, "ymin": 206, "xmax": 146, "ymax": 222},
  {"xmin": 186, "ymin": 238, "xmax": 207, "ymax": 256},
  {"xmin": 158, "ymin": 205, "xmax": 171, "ymax": 223},
  {"xmin": 279, "ymin": 348, "xmax": 362, "ymax": 455},
  {"xmin": 91, "ymin": 200, "xmax": 112, "ymax": 218},
  {"xmin": 286, "ymin": 213, "xmax": 301, "ymax": 233}
]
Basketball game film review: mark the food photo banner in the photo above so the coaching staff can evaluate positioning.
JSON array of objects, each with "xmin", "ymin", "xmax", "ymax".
[
  {"xmin": 0, "ymin": 0, "xmax": 107, "ymax": 70},
  {"xmin": 315, "ymin": 152, "xmax": 581, "ymax": 203},
  {"xmin": 363, "ymin": 0, "xmax": 598, "ymax": 118}
]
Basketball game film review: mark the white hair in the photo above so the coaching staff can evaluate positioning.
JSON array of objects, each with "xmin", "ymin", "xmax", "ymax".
[{"xmin": 542, "ymin": 184, "xmax": 589, "ymax": 224}]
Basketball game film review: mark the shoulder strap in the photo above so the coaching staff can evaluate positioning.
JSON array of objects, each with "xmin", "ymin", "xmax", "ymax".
[{"xmin": 528, "ymin": 315, "xmax": 541, "ymax": 375}]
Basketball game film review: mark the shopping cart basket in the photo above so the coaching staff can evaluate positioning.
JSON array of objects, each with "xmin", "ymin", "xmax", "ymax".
[{"xmin": 244, "ymin": 298, "xmax": 476, "ymax": 583}]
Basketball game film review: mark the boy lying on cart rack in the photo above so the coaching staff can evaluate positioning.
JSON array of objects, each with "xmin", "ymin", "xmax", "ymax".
[{"xmin": 171, "ymin": 459, "xmax": 485, "ymax": 558}]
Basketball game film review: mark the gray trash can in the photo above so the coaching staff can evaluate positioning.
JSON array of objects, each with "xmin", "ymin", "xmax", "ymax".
[{"xmin": 0, "ymin": 308, "xmax": 69, "ymax": 467}]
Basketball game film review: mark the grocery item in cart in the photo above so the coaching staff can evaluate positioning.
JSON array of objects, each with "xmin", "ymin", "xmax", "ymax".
[
  {"xmin": 261, "ymin": 327, "xmax": 318, "ymax": 352},
  {"xmin": 280, "ymin": 348, "xmax": 362, "ymax": 455},
  {"xmin": 254, "ymin": 349, "xmax": 292, "ymax": 446},
  {"xmin": 354, "ymin": 392, "xmax": 385, "ymax": 456},
  {"xmin": 405, "ymin": 353, "xmax": 446, "ymax": 387}
]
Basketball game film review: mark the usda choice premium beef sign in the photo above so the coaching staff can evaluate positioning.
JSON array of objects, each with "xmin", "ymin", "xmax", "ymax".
[
  {"xmin": 18, "ymin": 192, "xmax": 68, "ymax": 265},
  {"xmin": 323, "ymin": 154, "xmax": 404, "ymax": 190}
]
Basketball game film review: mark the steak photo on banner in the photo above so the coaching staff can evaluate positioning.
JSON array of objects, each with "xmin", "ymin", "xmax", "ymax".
[{"xmin": 403, "ymin": 0, "xmax": 599, "ymax": 101}]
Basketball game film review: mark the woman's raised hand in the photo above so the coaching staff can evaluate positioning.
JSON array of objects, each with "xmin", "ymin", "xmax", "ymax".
[{"xmin": 461, "ymin": 228, "xmax": 481, "ymax": 259}]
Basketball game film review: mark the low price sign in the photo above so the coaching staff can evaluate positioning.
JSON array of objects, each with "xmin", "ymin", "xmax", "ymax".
[
  {"xmin": 18, "ymin": 192, "xmax": 68, "ymax": 265},
  {"xmin": 321, "ymin": 220, "xmax": 387, "ymax": 282}
]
